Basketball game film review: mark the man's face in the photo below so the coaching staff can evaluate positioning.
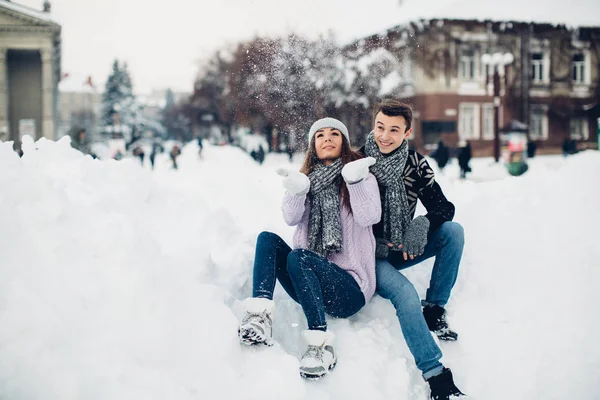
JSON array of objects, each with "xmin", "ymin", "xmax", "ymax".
[{"xmin": 373, "ymin": 112, "xmax": 412, "ymax": 154}]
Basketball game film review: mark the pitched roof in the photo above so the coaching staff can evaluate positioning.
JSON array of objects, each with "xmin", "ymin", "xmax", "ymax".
[
  {"xmin": 0, "ymin": 0, "xmax": 59, "ymax": 25},
  {"xmin": 413, "ymin": 0, "xmax": 600, "ymax": 27},
  {"xmin": 348, "ymin": 0, "xmax": 600, "ymax": 44}
]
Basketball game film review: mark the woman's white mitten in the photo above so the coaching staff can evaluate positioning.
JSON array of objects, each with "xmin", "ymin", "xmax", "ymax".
[
  {"xmin": 276, "ymin": 168, "xmax": 310, "ymax": 195},
  {"xmin": 341, "ymin": 157, "xmax": 376, "ymax": 184}
]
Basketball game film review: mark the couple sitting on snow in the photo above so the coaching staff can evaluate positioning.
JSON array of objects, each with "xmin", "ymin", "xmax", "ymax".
[{"xmin": 237, "ymin": 99, "xmax": 468, "ymax": 400}]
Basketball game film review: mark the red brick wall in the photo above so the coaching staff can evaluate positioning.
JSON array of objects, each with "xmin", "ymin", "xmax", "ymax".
[{"xmin": 407, "ymin": 93, "xmax": 597, "ymax": 157}]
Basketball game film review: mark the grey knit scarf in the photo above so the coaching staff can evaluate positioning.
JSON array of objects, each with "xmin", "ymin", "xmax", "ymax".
[
  {"xmin": 364, "ymin": 132, "xmax": 411, "ymax": 247},
  {"xmin": 307, "ymin": 158, "xmax": 344, "ymax": 256}
]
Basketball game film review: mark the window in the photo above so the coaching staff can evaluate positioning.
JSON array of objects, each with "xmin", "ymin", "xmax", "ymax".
[
  {"xmin": 483, "ymin": 64, "xmax": 490, "ymax": 80},
  {"xmin": 572, "ymin": 53, "xmax": 585, "ymax": 84},
  {"xmin": 570, "ymin": 118, "xmax": 589, "ymax": 140},
  {"xmin": 421, "ymin": 121, "xmax": 457, "ymax": 146},
  {"xmin": 458, "ymin": 103, "xmax": 480, "ymax": 140},
  {"xmin": 529, "ymin": 107, "xmax": 548, "ymax": 140},
  {"xmin": 531, "ymin": 52, "xmax": 545, "ymax": 83},
  {"xmin": 421, "ymin": 121, "xmax": 457, "ymax": 134},
  {"xmin": 482, "ymin": 103, "xmax": 495, "ymax": 140},
  {"xmin": 460, "ymin": 48, "xmax": 476, "ymax": 80}
]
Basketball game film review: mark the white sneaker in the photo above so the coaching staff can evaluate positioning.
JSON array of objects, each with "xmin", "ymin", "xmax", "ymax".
[
  {"xmin": 238, "ymin": 298, "xmax": 275, "ymax": 347},
  {"xmin": 299, "ymin": 330, "xmax": 337, "ymax": 380}
]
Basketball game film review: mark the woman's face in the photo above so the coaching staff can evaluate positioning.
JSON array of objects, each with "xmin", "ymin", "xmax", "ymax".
[{"xmin": 314, "ymin": 127, "xmax": 343, "ymax": 165}]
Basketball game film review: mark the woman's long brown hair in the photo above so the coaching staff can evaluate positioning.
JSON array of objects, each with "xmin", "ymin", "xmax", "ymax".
[{"xmin": 299, "ymin": 135, "xmax": 363, "ymax": 211}]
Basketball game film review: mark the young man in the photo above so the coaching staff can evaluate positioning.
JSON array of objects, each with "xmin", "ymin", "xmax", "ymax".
[{"xmin": 360, "ymin": 99, "xmax": 467, "ymax": 400}]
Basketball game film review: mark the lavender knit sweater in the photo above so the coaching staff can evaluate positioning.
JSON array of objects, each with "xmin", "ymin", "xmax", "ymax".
[{"xmin": 282, "ymin": 173, "xmax": 381, "ymax": 301}]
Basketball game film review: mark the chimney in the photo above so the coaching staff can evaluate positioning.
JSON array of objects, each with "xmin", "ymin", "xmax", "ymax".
[{"xmin": 43, "ymin": 1, "xmax": 51, "ymax": 13}]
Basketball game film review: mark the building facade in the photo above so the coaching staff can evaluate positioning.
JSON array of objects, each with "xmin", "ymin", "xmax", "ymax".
[
  {"xmin": 58, "ymin": 74, "xmax": 102, "ymax": 141},
  {"xmin": 0, "ymin": 0, "xmax": 61, "ymax": 149},
  {"xmin": 350, "ymin": 19, "xmax": 600, "ymax": 156}
]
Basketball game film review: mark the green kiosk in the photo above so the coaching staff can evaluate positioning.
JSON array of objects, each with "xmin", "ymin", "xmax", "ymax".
[{"xmin": 500, "ymin": 120, "xmax": 529, "ymax": 177}]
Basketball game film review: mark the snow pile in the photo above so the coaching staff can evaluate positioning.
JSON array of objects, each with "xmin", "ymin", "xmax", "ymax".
[{"xmin": 0, "ymin": 137, "xmax": 599, "ymax": 399}]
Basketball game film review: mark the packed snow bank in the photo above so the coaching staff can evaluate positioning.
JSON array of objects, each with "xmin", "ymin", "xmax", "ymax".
[{"xmin": 0, "ymin": 137, "xmax": 599, "ymax": 399}]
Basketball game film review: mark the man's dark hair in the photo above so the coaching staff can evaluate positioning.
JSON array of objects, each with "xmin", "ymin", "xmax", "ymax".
[{"xmin": 373, "ymin": 99, "xmax": 413, "ymax": 132}]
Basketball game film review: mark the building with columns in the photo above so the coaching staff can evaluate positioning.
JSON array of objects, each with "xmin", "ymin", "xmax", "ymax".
[{"xmin": 0, "ymin": 0, "xmax": 61, "ymax": 149}]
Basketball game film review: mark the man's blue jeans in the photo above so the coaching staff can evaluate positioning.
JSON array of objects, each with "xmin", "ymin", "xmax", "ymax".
[
  {"xmin": 376, "ymin": 222, "xmax": 464, "ymax": 378},
  {"xmin": 252, "ymin": 231, "xmax": 366, "ymax": 331}
]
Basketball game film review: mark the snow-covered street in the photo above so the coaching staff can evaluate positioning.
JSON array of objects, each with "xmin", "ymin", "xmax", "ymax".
[{"xmin": 1, "ymin": 137, "xmax": 599, "ymax": 399}]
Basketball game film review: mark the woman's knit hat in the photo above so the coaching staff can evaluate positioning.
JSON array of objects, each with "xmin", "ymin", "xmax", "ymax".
[{"xmin": 308, "ymin": 118, "xmax": 350, "ymax": 144}]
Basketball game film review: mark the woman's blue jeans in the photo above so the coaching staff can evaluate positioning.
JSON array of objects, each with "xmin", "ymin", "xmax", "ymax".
[{"xmin": 252, "ymin": 231, "xmax": 366, "ymax": 331}]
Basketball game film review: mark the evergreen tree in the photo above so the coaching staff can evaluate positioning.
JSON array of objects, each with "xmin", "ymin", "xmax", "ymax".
[
  {"xmin": 165, "ymin": 89, "xmax": 175, "ymax": 109},
  {"xmin": 101, "ymin": 60, "xmax": 141, "ymax": 141}
]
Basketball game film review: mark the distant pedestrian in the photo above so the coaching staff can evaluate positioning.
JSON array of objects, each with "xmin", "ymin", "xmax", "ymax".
[
  {"xmin": 70, "ymin": 128, "xmax": 92, "ymax": 156},
  {"xmin": 149, "ymin": 142, "xmax": 163, "ymax": 169},
  {"xmin": 431, "ymin": 140, "xmax": 450, "ymax": 173},
  {"xmin": 526, "ymin": 140, "xmax": 537, "ymax": 158},
  {"xmin": 170, "ymin": 145, "xmax": 181, "ymax": 169},
  {"xmin": 562, "ymin": 138, "xmax": 570, "ymax": 157},
  {"xmin": 457, "ymin": 141, "xmax": 472, "ymax": 179},
  {"xmin": 197, "ymin": 136, "xmax": 204, "ymax": 158},
  {"xmin": 256, "ymin": 146, "xmax": 265, "ymax": 165},
  {"xmin": 133, "ymin": 146, "xmax": 145, "ymax": 165}
]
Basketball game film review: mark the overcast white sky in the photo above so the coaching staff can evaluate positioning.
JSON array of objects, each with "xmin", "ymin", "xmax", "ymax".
[{"xmin": 15, "ymin": 0, "xmax": 600, "ymax": 95}]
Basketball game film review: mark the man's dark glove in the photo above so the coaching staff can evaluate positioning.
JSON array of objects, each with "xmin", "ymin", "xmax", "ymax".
[
  {"xmin": 375, "ymin": 238, "xmax": 391, "ymax": 259},
  {"xmin": 402, "ymin": 216, "xmax": 430, "ymax": 256}
]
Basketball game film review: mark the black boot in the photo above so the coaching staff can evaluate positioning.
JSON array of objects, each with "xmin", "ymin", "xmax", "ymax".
[
  {"xmin": 427, "ymin": 368, "xmax": 467, "ymax": 400},
  {"xmin": 423, "ymin": 305, "xmax": 458, "ymax": 341}
]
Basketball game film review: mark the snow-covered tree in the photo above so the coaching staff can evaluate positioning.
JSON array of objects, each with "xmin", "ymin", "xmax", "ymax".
[
  {"xmin": 162, "ymin": 88, "xmax": 192, "ymax": 141},
  {"xmin": 192, "ymin": 49, "xmax": 236, "ymax": 142},
  {"xmin": 190, "ymin": 33, "xmax": 410, "ymax": 150},
  {"xmin": 165, "ymin": 89, "xmax": 175, "ymax": 109},
  {"xmin": 101, "ymin": 60, "xmax": 141, "ymax": 141}
]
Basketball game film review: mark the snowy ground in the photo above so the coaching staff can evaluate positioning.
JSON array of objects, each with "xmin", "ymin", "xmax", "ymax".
[{"xmin": 1, "ymin": 136, "xmax": 599, "ymax": 400}]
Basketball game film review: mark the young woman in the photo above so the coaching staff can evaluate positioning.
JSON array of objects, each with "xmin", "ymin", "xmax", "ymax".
[{"xmin": 238, "ymin": 118, "xmax": 381, "ymax": 379}]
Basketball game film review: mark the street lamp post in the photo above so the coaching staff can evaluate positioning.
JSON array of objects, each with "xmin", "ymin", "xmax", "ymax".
[{"xmin": 481, "ymin": 52, "xmax": 514, "ymax": 162}]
